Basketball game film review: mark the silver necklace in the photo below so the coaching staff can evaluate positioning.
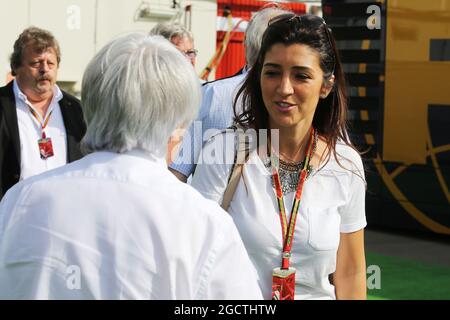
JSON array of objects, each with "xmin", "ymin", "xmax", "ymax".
[{"xmin": 264, "ymin": 129, "xmax": 318, "ymax": 193}]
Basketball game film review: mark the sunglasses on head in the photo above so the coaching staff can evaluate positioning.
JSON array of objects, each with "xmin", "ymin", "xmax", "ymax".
[{"xmin": 268, "ymin": 13, "xmax": 336, "ymax": 74}]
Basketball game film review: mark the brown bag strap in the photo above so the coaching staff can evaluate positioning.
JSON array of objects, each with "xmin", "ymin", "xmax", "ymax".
[{"xmin": 221, "ymin": 127, "xmax": 249, "ymax": 211}]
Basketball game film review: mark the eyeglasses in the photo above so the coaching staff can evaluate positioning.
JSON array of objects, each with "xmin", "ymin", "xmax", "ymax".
[
  {"xmin": 181, "ymin": 49, "xmax": 198, "ymax": 58},
  {"xmin": 268, "ymin": 13, "xmax": 335, "ymax": 74}
]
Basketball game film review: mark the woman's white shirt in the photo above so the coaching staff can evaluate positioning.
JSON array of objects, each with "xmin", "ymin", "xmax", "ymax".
[{"xmin": 192, "ymin": 131, "xmax": 367, "ymax": 300}]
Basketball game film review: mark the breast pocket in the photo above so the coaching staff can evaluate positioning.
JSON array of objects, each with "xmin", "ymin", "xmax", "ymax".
[{"xmin": 307, "ymin": 207, "xmax": 341, "ymax": 251}]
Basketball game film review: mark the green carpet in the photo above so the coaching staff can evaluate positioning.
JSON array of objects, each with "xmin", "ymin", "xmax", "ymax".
[{"xmin": 366, "ymin": 252, "xmax": 450, "ymax": 300}]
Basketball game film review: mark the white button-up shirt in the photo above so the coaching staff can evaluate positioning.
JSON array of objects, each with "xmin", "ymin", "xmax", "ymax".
[
  {"xmin": 13, "ymin": 79, "xmax": 67, "ymax": 181},
  {"xmin": 0, "ymin": 150, "xmax": 262, "ymax": 299}
]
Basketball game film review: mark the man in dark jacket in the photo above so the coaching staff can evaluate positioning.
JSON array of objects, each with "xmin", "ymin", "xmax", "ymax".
[{"xmin": 0, "ymin": 27, "xmax": 85, "ymax": 199}]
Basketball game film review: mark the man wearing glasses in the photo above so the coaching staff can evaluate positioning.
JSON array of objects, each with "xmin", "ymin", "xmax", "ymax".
[{"xmin": 150, "ymin": 22, "xmax": 198, "ymax": 66}]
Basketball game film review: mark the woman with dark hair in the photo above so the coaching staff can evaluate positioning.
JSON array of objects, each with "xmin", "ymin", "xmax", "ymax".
[{"xmin": 192, "ymin": 14, "xmax": 367, "ymax": 300}]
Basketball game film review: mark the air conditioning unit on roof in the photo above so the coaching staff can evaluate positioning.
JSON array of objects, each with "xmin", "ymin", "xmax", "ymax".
[{"xmin": 136, "ymin": 2, "xmax": 179, "ymax": 20}]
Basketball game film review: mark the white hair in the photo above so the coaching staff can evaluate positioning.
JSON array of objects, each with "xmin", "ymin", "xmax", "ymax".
[
  {"xmin": 244, "ymin": 7, "xmax": 292, "ymax": 67},
  {"xmin": 149, "ymin": 22, "xmax": 193, "ymax": 42},
  {"xmin": 81, "ymin": 33, "xmax": 201, "ymax": 155}
]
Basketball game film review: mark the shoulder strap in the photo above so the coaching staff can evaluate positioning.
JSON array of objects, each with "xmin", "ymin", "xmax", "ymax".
[{"xmin": 221, "ymin": 126, "xmax": 250, "ymax": 211}]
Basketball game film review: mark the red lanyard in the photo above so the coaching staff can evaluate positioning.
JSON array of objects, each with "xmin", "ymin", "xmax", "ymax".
[
  {"xmin": 271, "ymin": 127, "xmax": 315, "ymax": 270},
  {"xmin": 28, "ymin": 106, "xmax": 53, "ymax": 139}
]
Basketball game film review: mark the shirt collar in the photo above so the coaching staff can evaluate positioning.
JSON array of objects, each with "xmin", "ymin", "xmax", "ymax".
[
  {"xmin": 13, "ymin": 79, "xmax": 63, "ymax": 105},
  {"xmin": 124, "ymin": 148, "xmax": 167, "ymax": 167},
  {"xmin": 89, "ymin": 149, "xmax": 167, "ymax": 169}
]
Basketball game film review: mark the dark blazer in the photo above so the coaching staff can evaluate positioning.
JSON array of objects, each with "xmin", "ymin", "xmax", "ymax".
[{"xmin": 0, "ymin": 81, "xmax": 86, "ymax": 199}]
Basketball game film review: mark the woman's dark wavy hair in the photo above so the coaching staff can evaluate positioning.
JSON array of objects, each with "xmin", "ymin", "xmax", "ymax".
[{"xmin": 234, "ymin": 14, "xmax": 359, "ymax": 169}]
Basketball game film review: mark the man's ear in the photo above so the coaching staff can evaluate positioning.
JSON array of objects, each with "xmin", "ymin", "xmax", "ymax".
[{"xmin": 320, "ymin": 74, "xmax": 335, "ymax": 99}]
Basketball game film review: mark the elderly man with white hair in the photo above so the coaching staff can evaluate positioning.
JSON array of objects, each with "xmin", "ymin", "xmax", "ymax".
[{"xmin": 0, "ymin": 33, "xmax": 262, "ymax": 300}]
